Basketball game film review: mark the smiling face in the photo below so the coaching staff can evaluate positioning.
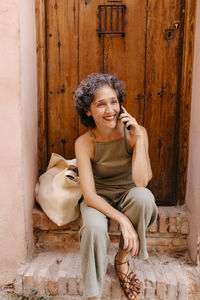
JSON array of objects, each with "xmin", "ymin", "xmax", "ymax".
[{"xmin": 87, "ymin": 85, "xmax": 120, "ymax": 129}]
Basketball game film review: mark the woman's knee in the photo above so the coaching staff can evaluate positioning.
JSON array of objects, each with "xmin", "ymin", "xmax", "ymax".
[
  {"xmin": 132, "ymin": 187, "xmax": 155, "ymax": 208},
  {"xmin": 133, "ymin": 187, "xmax": 158, "ymax": 224}
]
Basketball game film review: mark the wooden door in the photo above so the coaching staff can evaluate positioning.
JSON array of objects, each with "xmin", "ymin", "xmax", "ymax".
[
  {"xmin": 79, "ymin": 0, "xmax": 146, "ymax": 132},
  {"xmin": 144, "ymin": 0, "xmax": 185, "ymax": 205},
  {"xmin": 41, "ymin": 0, "xmax": 188, "ymax": 205}
]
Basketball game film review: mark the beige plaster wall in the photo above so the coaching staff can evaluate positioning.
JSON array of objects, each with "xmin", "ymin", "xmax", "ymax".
[
  {"xmin": 19, "ymin": 0, "xmax": 38, "ymax": 258},
  {"xmin": 0, "ymin": 0, "xmax": 37, "ymax": 284},
  {"xmin": 185, "ymin": 0, "xmax": 200, "ymax": 264}
]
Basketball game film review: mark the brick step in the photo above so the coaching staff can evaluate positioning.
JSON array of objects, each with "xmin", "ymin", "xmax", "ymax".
[
  {"xmin": 33, "ymin": 205, "xmax": 189, "ymax": 254},
  {"xmin": 13, "ymin": 248, "xmax": 200, "ymax": 300}
]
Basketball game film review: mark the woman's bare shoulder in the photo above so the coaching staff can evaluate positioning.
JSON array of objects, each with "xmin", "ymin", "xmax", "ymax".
[
  {"xmin": 75, "ymin": 130, "xmax": 95, "ymax": 159},
  {"xmin": 75, "ymin": 130, "xmax": 93, "ymax": 146}
]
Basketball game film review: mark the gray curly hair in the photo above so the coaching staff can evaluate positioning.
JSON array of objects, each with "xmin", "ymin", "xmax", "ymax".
[{"xmin": 73, "ymin": 73, "xmax": 125, "ymax": 128}]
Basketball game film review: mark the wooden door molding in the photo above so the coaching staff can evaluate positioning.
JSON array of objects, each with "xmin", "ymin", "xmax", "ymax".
[
  {"xmin": 176, "ymin": 0, "xmax": 197, "ymax": 204},
  {"xmin": 45, "ymin": 0, "xmax": 79, "ymax": 163},
  {"xmin": 35, "ymin": 0, "xmax": 197, "ymax": 204},
  {"xmin": 35, "ymin": 0, "xmax": 47, "ymax": 175}
]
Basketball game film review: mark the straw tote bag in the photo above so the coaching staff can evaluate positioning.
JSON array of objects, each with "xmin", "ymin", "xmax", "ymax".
[{"xmin": 35, "ymin": 153, "xmax": 82, "ymax": 226}]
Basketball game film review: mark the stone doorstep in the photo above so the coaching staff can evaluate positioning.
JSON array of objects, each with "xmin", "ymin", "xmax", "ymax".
[
  {"xmin": 13, "ymin": 249, "xmax": 200, "ymax": 300},
  {"xmin": 33, "ymin": 205, "xmax": 189, "ymax": 234},
  {"xmin": 33, "ymin": 205, "xmax": 189, "ymax": 254}
]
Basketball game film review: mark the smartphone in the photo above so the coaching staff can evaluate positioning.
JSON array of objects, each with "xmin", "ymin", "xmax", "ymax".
[{"xmin": 119, "ymin": 105, "xmax": 131, "ymax": 130}]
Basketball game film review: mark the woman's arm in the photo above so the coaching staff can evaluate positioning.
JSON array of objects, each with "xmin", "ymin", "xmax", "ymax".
[
  {"xmin": 119, "ymin": 106, "xmax": 152, "ymax": 187},
  {"xmin": 131, "ymin": 126, "xmax": 152, "ymax": 187},
  {"xmin": 75, "ymin": 133, "xmax": 139, "ymax": 256}
]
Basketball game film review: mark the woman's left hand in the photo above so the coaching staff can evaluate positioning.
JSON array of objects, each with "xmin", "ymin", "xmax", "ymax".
[{"xmin": 119, "ymin": 106, "xmax": 144, "ymax": 138}]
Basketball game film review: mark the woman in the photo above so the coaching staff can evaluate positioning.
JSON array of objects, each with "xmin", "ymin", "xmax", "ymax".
[{"xmin": 74, "ymin": 73, "xmax": 158, "ymax": 300}]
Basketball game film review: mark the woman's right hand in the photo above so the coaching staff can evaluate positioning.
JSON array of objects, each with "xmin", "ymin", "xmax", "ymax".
[{"xmin": 119, "ymin": 215, "xmax": 139, "ymax": 257}]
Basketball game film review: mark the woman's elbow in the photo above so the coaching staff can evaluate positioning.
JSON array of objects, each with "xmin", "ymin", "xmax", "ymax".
[
  {"xmin": 133, "ymin": 175, "xmax": 152, "ymax": 188},
  {"xmin": 135, "ymin": 181, "xmax": 148, "ymax": 188},
  {"xmin": 148, "ymin": 171, "xmax": 153, "ymax": 182},
  {"xmin": 82, "ymin": 193, "xmax": 95, "ymax": 206},
  {"xmin": 82, "ymin": 196, "xmax": 91, "ymax": 206}
]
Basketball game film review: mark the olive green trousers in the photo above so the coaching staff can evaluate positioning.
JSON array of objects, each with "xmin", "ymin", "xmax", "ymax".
[{"xmin": 79, "ymin": 187, "xmax": 158, "ymax": 299}]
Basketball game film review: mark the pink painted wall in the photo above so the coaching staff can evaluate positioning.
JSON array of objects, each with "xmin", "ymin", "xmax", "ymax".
[
  {"xmin": 20, "ymin": 0, "xmax": 38, "ymax": 258},
  {"xmin": 185, "ymin": 0, "xmax": 200, "ymax": 263},
  {"xmin": 0, "ymin": 0, "xmax": 37, "ymax": 284}
]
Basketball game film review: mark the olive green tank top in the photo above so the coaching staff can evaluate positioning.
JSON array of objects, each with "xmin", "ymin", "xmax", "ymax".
[{"xmin": 90, "ymin": 127, "xmax": 135, "ymax": 192}]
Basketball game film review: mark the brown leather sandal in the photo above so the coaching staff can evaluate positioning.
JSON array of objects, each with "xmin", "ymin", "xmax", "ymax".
[{"xmin": 115, "ymin": 254, "xmax": 141, "ymax": 300}]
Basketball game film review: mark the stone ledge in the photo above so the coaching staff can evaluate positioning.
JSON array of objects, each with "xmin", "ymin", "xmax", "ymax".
[
  {"xmin": 34, "ymin": 231, "xmax": 188, "ymax": 255},
  {"xmin": 33, "ymin": 204, "xmax": 189, "ymax": 234},
  {"xmin": 13, "ymin": 250, "xmax": 200, "ymax": 300},
  {"xmin": 33, "ymin": 205, "xmax": 189, "ymax": 254}
]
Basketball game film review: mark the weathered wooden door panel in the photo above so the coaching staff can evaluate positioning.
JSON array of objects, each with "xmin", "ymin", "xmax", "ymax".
[
  {"xmin": 78, "ymin": 0, "xmax": 105, "ymax": 135},
  {"xmin": 44, "ymin": 0, "xmax": 187, "ymax": 205},
  {"xmin": 144, "ymin": 0, "xmax": 185, "ymax": 205},
  {"xmin": 79, "ymin": 0, "xmax": 146, "ymax": 130},
  {"xmin": 103, "ymin": 0, "xmax": 146, "ymax": 125},
  {"xmin": 46, "ymin": 0, "xmax": 79, "ymax": 159}
]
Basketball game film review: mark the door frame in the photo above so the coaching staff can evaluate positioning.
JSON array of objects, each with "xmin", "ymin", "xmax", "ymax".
[{"xmin": 35, "ymin": 0, "xmax": 197, "ymax": 205}]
